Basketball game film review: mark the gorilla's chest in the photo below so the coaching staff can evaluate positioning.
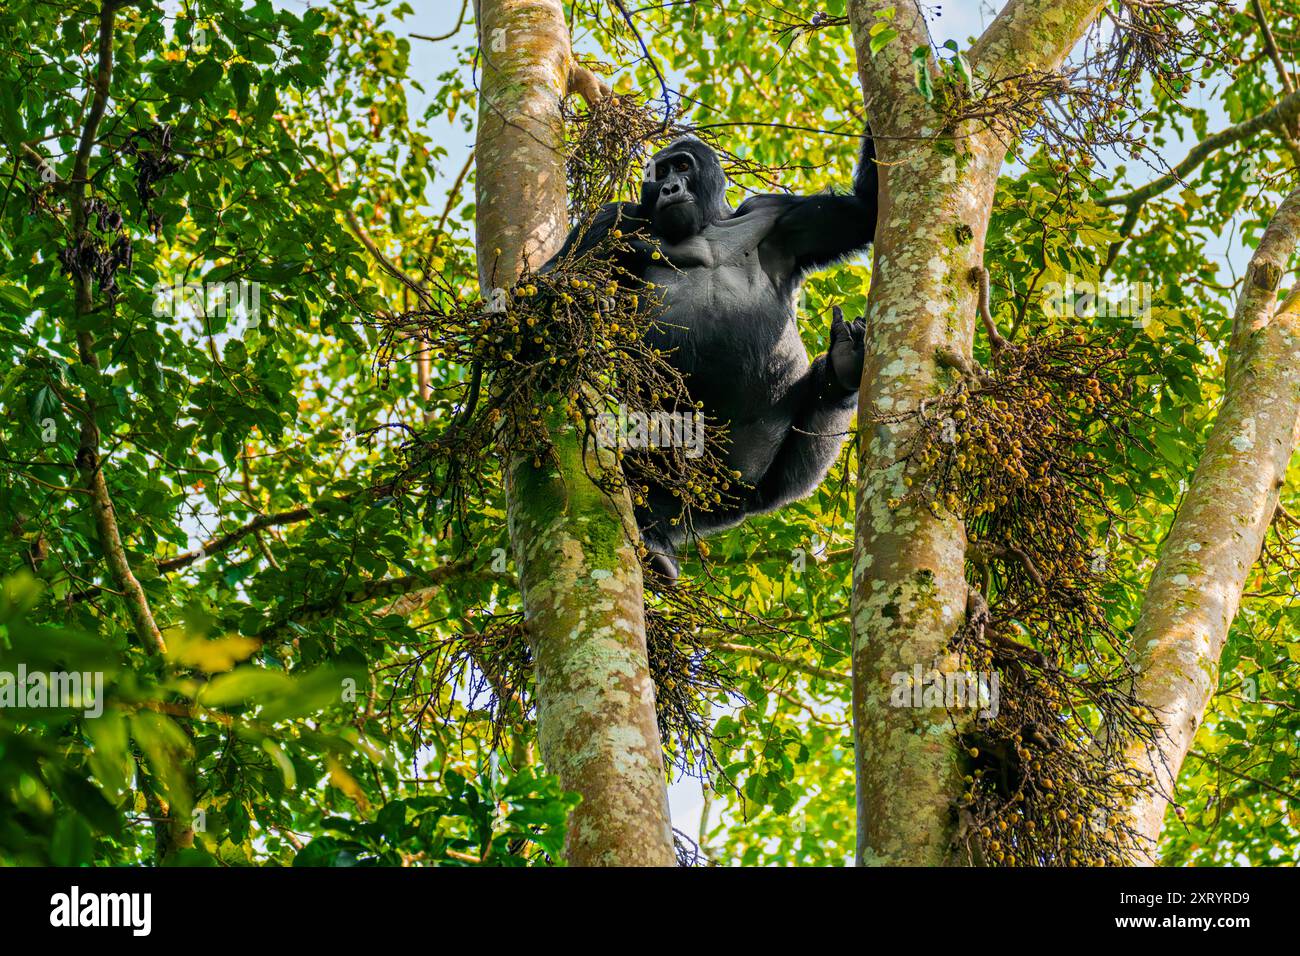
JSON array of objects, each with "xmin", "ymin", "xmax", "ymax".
[
  {"xmin": 643, "ymin": 209, "xmax": 797, "ymax": 365},
  {"xmin": 640, "ymin": 209, "xmax": 808, "ymax": 428},
  {"xmin": 647, "ymin": 250, "xmax": 780, "ymax": 328}
]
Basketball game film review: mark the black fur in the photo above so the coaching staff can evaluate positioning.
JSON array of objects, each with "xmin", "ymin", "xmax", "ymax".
[{"xmin": 546, "ymin": 133, "xmax": 878, "ymax": 581}]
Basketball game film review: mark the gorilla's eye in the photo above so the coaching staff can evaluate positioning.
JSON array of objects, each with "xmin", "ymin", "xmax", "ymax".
[
  {"xmin": 654, "ymin": 163, "xmax": 667, "ymax": 180},
  {"xmin": 673, "ymin": 159, "xmax": 690, "ymax": 173}
]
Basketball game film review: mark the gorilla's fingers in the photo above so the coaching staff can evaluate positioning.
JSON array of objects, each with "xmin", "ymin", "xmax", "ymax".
[{"xmin": 830, "ymin": 304, "xmax": 847, "ymax": 340}]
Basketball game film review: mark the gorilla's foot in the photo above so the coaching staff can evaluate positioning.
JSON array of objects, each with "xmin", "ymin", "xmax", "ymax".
[{"xmin": 645, "ymin": 549, "xmax": 680, "ymax": 587}]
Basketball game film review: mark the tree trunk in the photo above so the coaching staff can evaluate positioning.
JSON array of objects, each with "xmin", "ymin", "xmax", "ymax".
[
  {"xmin": 471, "ymin": 0, "xmax": 675, "ymax": 866},
  {"xmin": 1123, "ymin": 185, "xmax": 1300, "ymax": 862},
  {"xmin": 845, "ymin": 0, "xmax": 1105, "ymax": 866}
]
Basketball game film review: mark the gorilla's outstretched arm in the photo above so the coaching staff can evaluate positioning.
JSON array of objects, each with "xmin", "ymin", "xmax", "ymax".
[{"xmin": 740, "ymin": 135, "xmax": 878, "ymax": 284}]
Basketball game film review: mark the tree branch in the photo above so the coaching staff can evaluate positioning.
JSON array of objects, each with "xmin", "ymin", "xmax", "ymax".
[
  {"xmin": 274, "ymin": 112, "xmax": 434, "ymax": 307},
  {"xmin": 1123, "ymin": 183, "xmax": 1300, "ymax": 862},
  {"xmin": 1251, "ymin": 0, "xmax": 1295, "ymax": 96},
  {"xmin": 1101, "ymin": 88, "xmax": 1300, "ymax": 211},
  {"xmin": 970, "ymin": 265, "xmax": 1009, "ymax": 351},
  {"xmin": 1187, "ymin": 748, "xmax": 1300, "ymax": 804},
  {"xmin": 706, "ymin": 638, "xmax": 849, "ymax": 685},
  {"xmin": 256, "ymin": 560, "xmax": 485, "ymax": 643},
  {"xmin": 411, "ymin": 0, "xmax": 469, "ymax": 43},
  {"xmin": 344, "ymin": 206, "xmax": 433, "ymax": 305},
  {"xmin": 67, "ymin": 1, "xmax": 165, "ymax": 655},
  {"xmin": 1099, "ymin": 87, "xmax": 1300, "ymax": 273},
  {"xmin": 157, "ymin": 506, "xmax": 313, "ymax": 573},
  {"xmin": 968, "ymin": 0, "xmax": 1107, "ymax": 82}
]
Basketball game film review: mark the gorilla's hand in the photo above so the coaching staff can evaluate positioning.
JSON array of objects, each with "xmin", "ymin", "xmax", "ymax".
[{"xmin": 828, "ymin": 306, "xmax": 866, "ymax": 392}]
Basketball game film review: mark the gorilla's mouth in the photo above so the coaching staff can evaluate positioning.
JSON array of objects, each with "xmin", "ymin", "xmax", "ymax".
[{"xmin": 658, "ymin": 194, "xmax": 693, "ymax": 209}]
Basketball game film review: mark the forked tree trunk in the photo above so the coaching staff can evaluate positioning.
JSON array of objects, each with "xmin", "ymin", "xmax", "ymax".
[
  {"xmin": 471, "ymin": 0, "xmax": 675, "ymax": 866},
  {"xmin": 845, "ymin": 0, "xmax": 1106, "ymax": 866},
  {"xmin": 1123, "ymin": 186, "xmax": 1300, "ymax": 862}
]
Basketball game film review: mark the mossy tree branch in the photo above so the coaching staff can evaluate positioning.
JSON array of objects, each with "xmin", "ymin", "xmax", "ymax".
[{"xmin": 1122, "ymin": 184, "xmax": 1300, "ymax": 863}]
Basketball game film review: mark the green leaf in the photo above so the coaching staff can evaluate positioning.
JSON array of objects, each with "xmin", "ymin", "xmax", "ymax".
[
  {"xmin": 87, "ymin": 709, "xmax": 131, "ymax": 793},
  {"xmin": 912, "ymin": 47, "xmax": 933, "ymax": 101},
  {"xmin": 197, "ymin": 668, "xmax": 293, "ymax": 707},
  {"xmin": 258, "ymin": 666, "xmax": 362, "ymax": 721},
  {"xmin": 261, "ymin": 739, "xmax": 297, "ymax": 789},
  {"xmin": 51, "ymin": 814, "xmax": 93, "ymax": 866},
  {"xmin": 868, "ymin": 27, "xmax": 898, "ymax": 56},
  {"xmin": 294, "ymin": 837, "xmax": 363, "ymax": 867},
  {"xmin": 182, "ymin": 59, "xmax": 223, "ymax": 97},
  {"xmin": 47, "ymin": 767, "xmax": 120, "ymax": 834},
  {"xmin": 0, "ymin": 284, "xmax": 33, "ymax": 313}
]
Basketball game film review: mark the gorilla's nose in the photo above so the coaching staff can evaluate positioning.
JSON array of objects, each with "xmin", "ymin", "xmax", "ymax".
[{"xmin": 658, "ymin": 179, "xmax": 690, "ymax": 210}]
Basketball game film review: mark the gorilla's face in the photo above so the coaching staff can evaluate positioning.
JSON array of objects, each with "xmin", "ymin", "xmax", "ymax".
[
  {"xmin": 642, "ymin": 139, "xmax": 727, "ymax": 243},
  {"xmin": 648, "ymin": 151, "xmax": 704, "ymax": 241}
]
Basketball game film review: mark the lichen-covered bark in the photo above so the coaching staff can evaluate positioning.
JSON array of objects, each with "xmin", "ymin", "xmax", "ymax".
[
  {"xmin": 472, "ymin": 0, "xmax": 675, "ymax": 866},
  {"xmin": 472, "ymin": 0, "xmax": 570, "ymax": 288},
  {"xmin": 846, "ymin": 116, "xmax": 1002, "ymax": 869},
  {"xmin": 1123, "ymin": 186, "xmax": 1300, "ymax": 863},
  {"xmin": 844, "ymin": 0, "xmax": 1106, "ymax": 866},
  {"xmin": 969, "ymin": 0, "xmax": 1107, "ymax": 80},
  {"xmin": 506, "ymin": 420, "xmax": 674, "ymax": 865}
]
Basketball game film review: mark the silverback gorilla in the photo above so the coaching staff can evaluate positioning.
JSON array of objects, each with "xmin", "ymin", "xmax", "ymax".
[{"xmin": 546, "ymin": 133, "xmax": 878, "ymax": 581}]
